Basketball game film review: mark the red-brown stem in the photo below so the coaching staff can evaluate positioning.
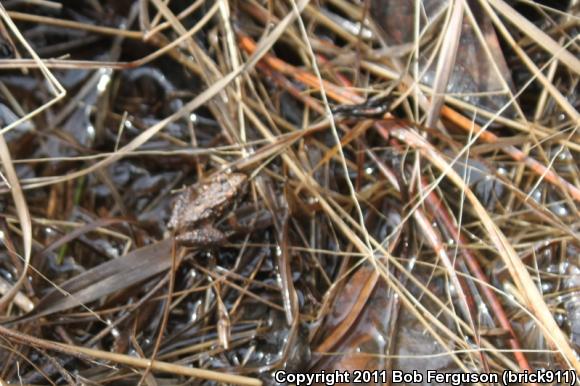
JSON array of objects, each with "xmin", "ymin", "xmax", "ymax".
[
  {"xmin": 239, "ymin": 33, "xmax": 580, "ymax": 203},
  {"xmin": 238, "ymin": 31, "xmax": 534, "ymax": 372},
  {"xmin": 423, "ymin": 188, "xmax": 533, "ymax": 372}
]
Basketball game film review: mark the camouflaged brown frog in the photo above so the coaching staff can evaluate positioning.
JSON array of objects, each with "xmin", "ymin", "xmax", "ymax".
[{"xmin": 167, "ymin": 172, "xmax": 247, "ymax": 247}]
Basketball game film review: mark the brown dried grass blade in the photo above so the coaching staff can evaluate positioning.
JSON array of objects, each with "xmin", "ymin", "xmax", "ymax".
[
  {"xmin": 0, "ymin": 324, "xmax": 262, "ymax": 386},
  {"xmin": 13, "ymin": 240, "xmax": 172, "ymax": 322},
  {"xmin": 425, "ymin": 0, "xmax": 464, "ymax": 128},
  {"xmin": 0, "ymin": 135, "xmax": 31, "ymax": 309},
  {"xmin": 19, "ymin": 0, "xmax": 310, "ymax": 191},
  {"xmin": 488, "ymin": 0, "xmax": 580, "ymax": 77},
  {"xmin": 390, "ymin": 127, "xmax": 580, "ymax": 371}
]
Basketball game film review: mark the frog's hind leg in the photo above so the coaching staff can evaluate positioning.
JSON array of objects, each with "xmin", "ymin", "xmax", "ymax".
[{"xmin": 176, "ymin": 226, "xmax": 227, "ymax": 247}]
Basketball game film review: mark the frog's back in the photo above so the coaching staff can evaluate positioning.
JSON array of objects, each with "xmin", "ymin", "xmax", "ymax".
[{"xmin": 168, "ymin": 172, "xmax": 247, "ymax": 230}]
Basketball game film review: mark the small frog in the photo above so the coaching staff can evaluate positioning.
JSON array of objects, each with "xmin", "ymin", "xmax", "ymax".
[{"xmin": 167, "ymin": 172, "xmax": 247, "ymax": 247}]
